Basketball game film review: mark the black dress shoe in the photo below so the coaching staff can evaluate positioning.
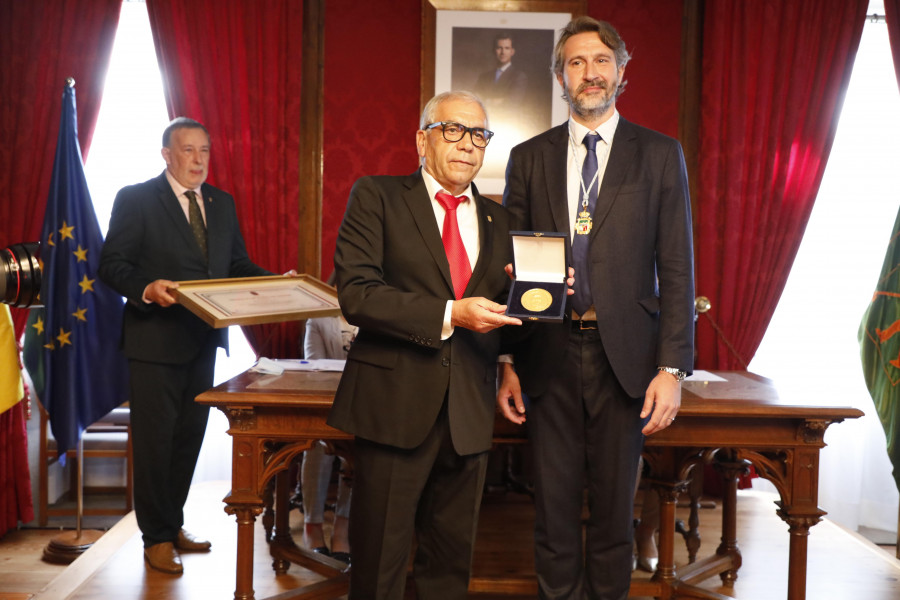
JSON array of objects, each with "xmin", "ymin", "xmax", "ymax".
[
  {"xmin": 312, "ymin": 546, "xmax": 331, "ymax": 556},
  {"xmin": 331, "ymin": 551, "xmax": 351, "ymax": 565}
]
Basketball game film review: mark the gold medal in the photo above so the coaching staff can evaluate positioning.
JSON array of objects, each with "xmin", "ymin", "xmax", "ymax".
[{"xmin": 521, "ymin": 287, "xmax": 553, "ymax": 312}]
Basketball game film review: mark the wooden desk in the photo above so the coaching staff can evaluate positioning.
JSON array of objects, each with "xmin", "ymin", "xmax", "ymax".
[{"xmin": 196, "ymin": 370, "xmax": 862, "ymax": 600}]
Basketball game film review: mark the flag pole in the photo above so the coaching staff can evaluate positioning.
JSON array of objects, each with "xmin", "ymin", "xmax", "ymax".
[
  {"xmin": 76, "ymin": 435, "xmax": 84, "ymax": 538},
  {"xmin": 41, "ymin": 439, "xmax": 104, "ymax": 564},
  {"xmin": 38, "ymin": 77, "xmax": 110, "ymax": 565}
]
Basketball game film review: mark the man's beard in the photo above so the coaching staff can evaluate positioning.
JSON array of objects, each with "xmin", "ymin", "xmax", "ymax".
[{"xmin": 563, "ymin": 78, "xmax": 617, "ymax": 121}]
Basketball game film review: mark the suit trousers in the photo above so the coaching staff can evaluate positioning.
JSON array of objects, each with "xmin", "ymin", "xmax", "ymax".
[
  {"xmin": 348, "ymin": 401, "xmax": 489, "ymax": 600},
  {"xmin": 529, "ymin": 328, "xmax": 645, "ymax": 600},
  {"xmin": 128, "ymin": 333, "xmax": 217, "ymax": 547}
]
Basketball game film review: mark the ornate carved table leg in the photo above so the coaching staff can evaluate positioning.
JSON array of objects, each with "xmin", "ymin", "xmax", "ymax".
[
  {"xmin": 682, "ymin": 471, "xmax": 704, "ymax": 563},
  {"xmin": 225, "ymin": 503, "xmax": 264, "ymax": 600},
  {"xmin": 271, "ymin": 469, "xmax": 292, "ymax": 574},
  {"xmin": 773, "ymin": 442, "xmax": 826, "ymax": 600},
  {"xmin": 712, "ymin": 452, "xmax": 750, "ymax": 587},
  {"xmin": 652, "ymin": 481, "xmax": 686, "ymax": 588},
  {"xmin": 777, "ymin": 510, "xmax": 822, "ymax": 600},
  {"xmin": 738, "ymin": 419, "xmax": 832, "ymax": 600}
]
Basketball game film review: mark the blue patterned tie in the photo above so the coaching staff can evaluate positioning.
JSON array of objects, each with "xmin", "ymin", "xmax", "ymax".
[{"xmin": 571, "ymin": 133, "xmax": 600, "ymax": 315}]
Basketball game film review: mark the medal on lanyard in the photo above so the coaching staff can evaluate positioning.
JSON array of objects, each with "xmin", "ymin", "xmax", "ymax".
[
  {"xmin": 570, "ymin": 127, "xmax": 600, "ymax": 236},
  {"xmin": 575, "ymin": 199, "xmax": 593, "ymax": 235},
  {"xmin": 574, "ymin": 158, "xmax": 599, "ymax": 236}
]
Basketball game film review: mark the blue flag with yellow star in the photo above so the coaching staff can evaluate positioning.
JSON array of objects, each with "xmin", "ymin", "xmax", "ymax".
[{"xmin": 22, "ymin": 80, "xmax": 129, "ymax": 456}]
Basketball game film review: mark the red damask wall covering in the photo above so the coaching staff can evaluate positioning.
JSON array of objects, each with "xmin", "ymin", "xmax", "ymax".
[{"xmin": 320, "ymin": 0, "xmax": 684, "ymax": 277}]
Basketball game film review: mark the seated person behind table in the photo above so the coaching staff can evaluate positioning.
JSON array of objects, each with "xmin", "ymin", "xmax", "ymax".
[{"xmin": 299, "ymin": 281, "xmax": 356, "ymax": 564}]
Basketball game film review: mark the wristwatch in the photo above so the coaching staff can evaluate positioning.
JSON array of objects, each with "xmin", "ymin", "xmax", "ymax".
[{"xmin": 658, "ymin": 366, "xmax": 687, "ymax": 381}]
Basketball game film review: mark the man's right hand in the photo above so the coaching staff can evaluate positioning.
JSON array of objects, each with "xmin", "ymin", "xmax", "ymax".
[
  {"xmin": 451, "ymin": 297, "xmax": 522, "ymax": 333},
  {"xmin": 144, "ymin": 279, "xmax": 179, "ymax": 307},
  {"xmin": 496, "ymin": 362, "xmax": 526, "ymax": 424}
]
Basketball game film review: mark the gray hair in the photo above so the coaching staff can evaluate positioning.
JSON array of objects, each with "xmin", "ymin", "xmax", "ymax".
[
  {"xmin": 162, "ymin": 117, "xmax": 210, "ymax": 148},
  {"xmin": 419, "ymin": 91, "xmax": 489, "ymax": 129}
]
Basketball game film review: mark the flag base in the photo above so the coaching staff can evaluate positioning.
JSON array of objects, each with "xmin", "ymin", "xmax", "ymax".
[{"xmin": 41, "ymin": 529, "xmax": 104, "ymax": 564}]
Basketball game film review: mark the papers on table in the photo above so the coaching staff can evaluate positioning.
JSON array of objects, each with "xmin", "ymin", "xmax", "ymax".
[
  {"xmin": 685, "ymin": 370, "xmax": 727, "ymax": 382},
  {"xmin": 250, "ymin": 357, "xmax": 346, "ymax": 375}
]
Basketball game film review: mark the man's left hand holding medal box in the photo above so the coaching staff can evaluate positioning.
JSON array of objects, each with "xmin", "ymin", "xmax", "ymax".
[{"xmin": 505, "ymin": 231, "xmax": 567, "ymax": 322}]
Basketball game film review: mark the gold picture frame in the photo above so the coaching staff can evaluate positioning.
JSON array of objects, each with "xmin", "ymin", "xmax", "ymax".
[
  {"xmin": 172, "ymin": 275, "xmax": 341, "ymax": 328},
  {"xmin": 421, "ymin": 0, "xmax": 586, "ymax": 195}
]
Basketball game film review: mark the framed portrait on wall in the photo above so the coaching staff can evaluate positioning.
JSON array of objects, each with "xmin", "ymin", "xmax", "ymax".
[{"xmin": 422, "ymin": 1, "xmax": 586, "ymax": 195}]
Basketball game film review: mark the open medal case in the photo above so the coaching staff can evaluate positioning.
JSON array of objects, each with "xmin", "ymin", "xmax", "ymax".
[{"xmin": 505, "ymin": 231, "xmax": 567, "ymax": 322}]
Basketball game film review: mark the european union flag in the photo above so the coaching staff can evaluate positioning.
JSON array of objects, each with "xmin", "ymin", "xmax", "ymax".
[{"xmin": 22, "ymin": 79, "xmax": 129, "ymax": 456}]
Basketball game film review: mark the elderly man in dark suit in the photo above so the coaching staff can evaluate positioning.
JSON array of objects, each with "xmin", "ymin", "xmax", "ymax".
[
  {"xmin": 497, "ymin": 17, "xmax": 695, "ymax": 600},
  {"xmin": 99, "ymin": 117, "xmax": 276, "ymax": 575},
  {"xmin": 328, "ymin": 91, "xmax": 522, "ymax": 599}
]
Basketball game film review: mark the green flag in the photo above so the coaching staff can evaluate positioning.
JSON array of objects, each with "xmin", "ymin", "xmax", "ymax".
[{"xmin": 859, "ymin": 205, "xmax": 900, "ymax": 493}]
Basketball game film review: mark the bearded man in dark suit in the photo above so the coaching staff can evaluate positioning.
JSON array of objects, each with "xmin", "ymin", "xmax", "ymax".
[
  {"xmin": 99, "ymin": 117, "xmax": 277, "ymax": 575},
  {"xmin": 497, "ymin": 17, "xmax": 695, "ymax": 600},
  {"xmin": 328, "ymin": 91, "xmax": 522, "ymax": 599}
]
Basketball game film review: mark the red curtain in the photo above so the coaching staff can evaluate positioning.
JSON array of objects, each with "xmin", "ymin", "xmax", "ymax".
[
  {"xmin": 0, "ymin": 0, "xmax": 121, "ymax": 537},
  {"xmin": 886, "ymin": 1, "xmax": 900, "ymax": 89},
  {"xmin": 146, "ymin": 0, "xmax": 303, "ymax": 359},
  {"xmin": 694, "ymin": 0, "xmax": 868, "ymax": 370}
]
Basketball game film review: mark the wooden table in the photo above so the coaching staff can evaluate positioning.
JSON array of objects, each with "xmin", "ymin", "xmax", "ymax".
[{"xmin": 196, "ymin": 369, "xmax": 862, "ymax": 600}]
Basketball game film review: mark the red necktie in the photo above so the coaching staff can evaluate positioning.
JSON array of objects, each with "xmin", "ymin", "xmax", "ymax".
[{"xmin": 435, "ymin": 192, "xmax": 471, "ymax": 300}]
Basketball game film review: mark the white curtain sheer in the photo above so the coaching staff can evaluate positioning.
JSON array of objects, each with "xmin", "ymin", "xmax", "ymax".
[
  {"xmin": 749, "ymin": 16, "xmax": 900, "ymax": 533},
  {"xmin": 83, "ymin": 3, "xmax": 259, "ymax": 488}
]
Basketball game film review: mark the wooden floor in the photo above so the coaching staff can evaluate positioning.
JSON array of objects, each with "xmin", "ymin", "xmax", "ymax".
[{"xmin": 2, "ymin": 482, "xmax": 899, "ymax": 600}]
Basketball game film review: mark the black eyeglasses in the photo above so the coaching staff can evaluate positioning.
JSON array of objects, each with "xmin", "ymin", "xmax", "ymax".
[{"xmin": 424, "ymin": 121, "xmax": 494, "ymax": 148}]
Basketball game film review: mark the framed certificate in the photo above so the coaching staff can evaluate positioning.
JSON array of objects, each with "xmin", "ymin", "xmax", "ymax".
[{"xmin": 172, "ymin": 275, "xmax": 341, "ymax": 328}]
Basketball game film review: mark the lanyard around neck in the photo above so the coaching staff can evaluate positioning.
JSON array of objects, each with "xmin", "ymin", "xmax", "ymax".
[{"xmin": 567, "ymin": 125, "xmax": 601, "ymax": 209}]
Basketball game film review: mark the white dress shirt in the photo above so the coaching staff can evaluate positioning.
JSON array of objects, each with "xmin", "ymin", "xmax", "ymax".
[
  {"xmin": 565, "ymin": 111, "xmax": 619, "ymax": 242},
  {"xmin": 421, "ymin": 169, "xmax": 481, "ymax": 339},
  {"xmin": 165, "ymin": 170, "xmax": 206, "ymax": 225}
]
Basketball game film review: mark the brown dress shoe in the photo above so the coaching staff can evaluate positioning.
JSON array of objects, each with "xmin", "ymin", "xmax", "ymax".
[
  {"xmin": 144, "ymin": 542, "xmax": 183, "ymax": 574},
  {"xmin": 175, "ymin": 528, "xmax": 212, "ymax": 552}
]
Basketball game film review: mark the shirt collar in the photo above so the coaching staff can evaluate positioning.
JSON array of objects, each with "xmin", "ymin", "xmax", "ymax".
[
  {"xmin": 165, "ymin": 169, "xmax": 202, "ymax": 200},
  {"xmin": 421, "ymin": 168, "xmax": 473, "ymax": 202},
  {"xmin": 568, "ymin": 109, "xmax": 620, "ymax": 145}
]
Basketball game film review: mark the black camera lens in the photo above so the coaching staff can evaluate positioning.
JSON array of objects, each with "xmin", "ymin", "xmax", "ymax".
[{"xmin": 1, "ymin": 242, "xmax": 42, "ymax": 308}]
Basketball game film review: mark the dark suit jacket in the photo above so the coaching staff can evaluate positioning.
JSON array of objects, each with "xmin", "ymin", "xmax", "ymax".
[
  {"xmin": 327, "ymin": 170, "xmax": 513, "ymax": 456},
  {"xmin": 474, "ymin": 63, "xmax": 528, "ymax": 103},
  {"xmin": 503, "ymin": 119, "xmax": 695, "ymax": 399},
  {"xmin": 99, "ymin": 171, "xmax": 270, "ymax": 365}
]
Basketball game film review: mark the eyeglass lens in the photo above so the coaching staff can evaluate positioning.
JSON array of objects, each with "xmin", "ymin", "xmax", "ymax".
[{"xmin": 432, "ymin": 122, "xmax": 493, "ymax": 148}]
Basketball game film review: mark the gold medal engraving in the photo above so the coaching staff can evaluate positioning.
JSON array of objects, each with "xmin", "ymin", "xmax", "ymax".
[
  {"xmin": 575, "ymin": 210, "xmax": 592, "ymax": 235},
  {"xmin": 521, "ymin": 287, "xmax": 553, "ymax": 312}
]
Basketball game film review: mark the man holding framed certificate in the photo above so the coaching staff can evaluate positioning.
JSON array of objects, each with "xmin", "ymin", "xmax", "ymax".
[{"xmin": 99, "ymin": 117, "xmax": 277, "ymax": 575}]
